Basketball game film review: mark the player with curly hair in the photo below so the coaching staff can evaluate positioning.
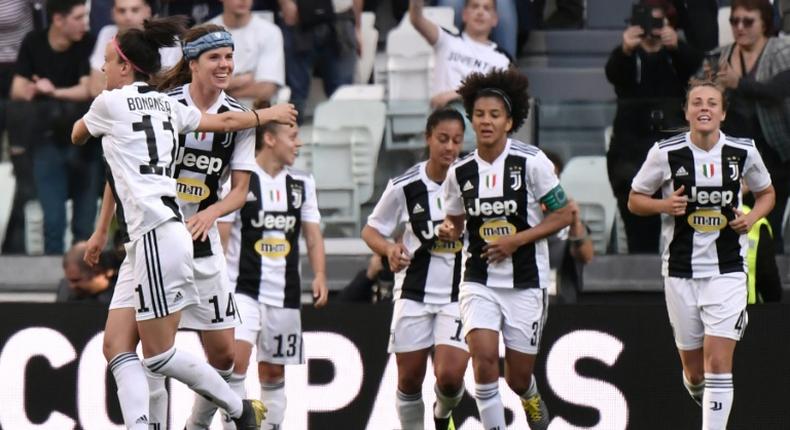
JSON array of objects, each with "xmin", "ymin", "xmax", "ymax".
[{"xmin": 438, "ymin": 68, "xmax": 572, "ymax": 430}]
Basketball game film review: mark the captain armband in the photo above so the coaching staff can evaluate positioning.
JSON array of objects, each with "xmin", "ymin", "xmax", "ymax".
[{"xmin": 540, "ymin": 185, "xmax": 569, "ymax": 212}]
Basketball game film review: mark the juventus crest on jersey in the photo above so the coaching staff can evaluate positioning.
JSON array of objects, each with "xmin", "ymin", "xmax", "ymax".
[
  {"xmin": 83, "ymin": 82, "xmax": 202, "ymax": 242},
  {"xmin": 443, "ymin": 139, "xmax": 560, "ymax": 290},
  {"xmin": 225, "ymin": 166, "xmax": 320, "ymax": 309},
  {"xmin": 167, "ymin": 84, "xmax": 256, "ymax": 258},
  {"xmin": 367, "ymin": 161, "xmax": 463, "ymax": 304},
  {"xmin": 632, "ymin": 132, "xmax": 772, "ymax": 278}
]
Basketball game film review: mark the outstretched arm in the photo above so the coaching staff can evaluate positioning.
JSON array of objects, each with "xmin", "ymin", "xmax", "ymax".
[{"xmin": 409, "ymin": 0, "xmax": 439, "ymax": 45}]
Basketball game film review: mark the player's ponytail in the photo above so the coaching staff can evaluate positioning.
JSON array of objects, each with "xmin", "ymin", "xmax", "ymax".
[{"xmin": 115, "ymin": 15, "xmax": 188, "ymax": 81}]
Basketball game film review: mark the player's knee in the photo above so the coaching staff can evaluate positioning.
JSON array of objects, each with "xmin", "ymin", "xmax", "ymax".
[
  {"xmin": 208, "ymin": 350, "xmax": 235, "ymax": 371},
  {"xmin": 704, "ymin": 355, "xmax": 732, "ymax": 374},
  {"xmin": 397, "ymin": 370, "xmax": 425, "ymax": 394},
  {"xmin": 471, "ymin": 353, "xmax": 499, "ymax": 382},
  {"xmin": 504, "ymin": 373, "xmax": 532, "ymax": 395},
  {"xmin": 259, "ymin": 363, "xmax": 285, "ymax": 384},
  {"xmin": 103, "ymin": 337, "xmax": 135, "ymax": 362},
  {"xmin": 434, "ymin": 365, "xmax": 464, "ymax": 394}
]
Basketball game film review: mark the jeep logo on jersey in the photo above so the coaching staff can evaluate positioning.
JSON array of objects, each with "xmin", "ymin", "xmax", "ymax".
[
  {"xmin": 479, "ymin": 219, "xmax": 516, "ymax": 242},
  {"xmin": 688, "ymin": 187, "xmax": 735, "ymax": 206},
  {"xmin": 431, "ymin": 239, "xmax": 463, "ymax": 254},
  {"xmin": 687, "ymin": 209, "xmax": 728, "ymax": 232},
  {"xmin": 175, "ymin": 147, "xmax": 224, "ymax": 175},
  {"xmin": 254, "ymin": 237, "xmax": 291, "ymax": 258},
  {"xmin": 250, "ymin": 212, "xmax": 297, "ymax": 232},
  {"xmin": 466, "ymin": 199, "xmax": 518, "ymax": 217},
  {"xmin": 176, "ymin": 177, "xmax": 210, "ymax": 203}
]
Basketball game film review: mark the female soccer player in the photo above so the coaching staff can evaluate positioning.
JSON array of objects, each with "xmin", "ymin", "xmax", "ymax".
[
  {"xmin": 628, "ymin": 79, "xmax": 774, "ymax": 430},
  {"xmin": 73, "ymin": 16, "xmax": 296, "ymax": 430},
  {"xmin": 362, "ymin": 108, "xmax": 469, "ymax": 430},
  {"xmin": 220, "ymin": 105, "xmax": 328, "ymax": 429},
  {"xmin": 437, "ymin": 68, "xmax": 572, "ymax": 430}
]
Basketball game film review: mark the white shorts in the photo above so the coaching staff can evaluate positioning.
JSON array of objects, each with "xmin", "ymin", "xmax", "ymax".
[
  {"xmin": 179, "ymin": 254, "xmax": 240, "ymax": 331},
  {"xmin": 235, "ymin": 294, "xmax": 303, "ymax": 365},
  {"xmin": 109, "ymin": 220, "xmax": 199, "ymax": 321},
  {"xmin": 665, "ymin": 273, "xmax": 748, "ymax": 350},
  {"xmin": 388, "ymin": 299, "xmax": 469, "ymax": 354},
  {"xmin": 459, "ymin": 282, "xmax": 548, "ymax": 355}
]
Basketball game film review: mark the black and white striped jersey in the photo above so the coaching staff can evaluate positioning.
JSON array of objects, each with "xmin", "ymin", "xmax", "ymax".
[
  {"xmin": 632, "ymin": 132, "xmax": 772, "ymax": 278},
  {"xmin": 83, "ymin": 82, "xmax": 202, "ymax": 242},
  {"xmin": 225, "ymin": 166, "xmax": 320, "ymax": 309},
  {"xmin": 443, "ymin": 139, "xmax": 560, "ymax": 289},
  {"xmin": 167, "ymin": 84, "xmax": 256, "ymax": 263},
  {"xmin": 367, "ymin": 161, "xmax": 463, "ymax": 304}
]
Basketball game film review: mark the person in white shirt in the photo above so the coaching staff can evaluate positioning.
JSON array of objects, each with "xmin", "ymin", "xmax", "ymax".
[
  {"xmin": 88, "ymin": 0, "xmax": 181, "ymax": 97},
  {"xmin": 209, "ymin": 0, "xmax": 285, "ymax": 104},
  {"xmin": 73, "ymin": 16, "xmax": 297, "ymax": 430}
]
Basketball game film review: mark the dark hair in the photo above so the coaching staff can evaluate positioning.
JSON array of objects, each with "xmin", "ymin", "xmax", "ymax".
[
  {"xmin": 115, "ymin": 16, "xmax": 187, "ymax": 81},
  {"xmin": 685, "ymin": 78, "xmax": 729, "ymax": 111},
  {"xmin": 157, "ymin": 23, "xmax": 227, "ymax": 91},
  {"xmin": 731, "ymin": 0, "xmax": 776, "ymax": 36},
  {"xmin": 543, "ymin": 149, "xmax": 564, "ymax": 174},
  {"xmin": 47, "ymin": 0, "xmax": 86, "ymax": 20},
  {"xmin": 639, "ymin": 0, "xmax": 678, "ymax": 28},
  {"xmin": 253, "ymin": 99, "xmax": 282, "ymax": 151},
  {"xmin": 464, "ymin": 0, "xmax": 496, "ymax": 11},
  {"xmin": 425, "ymin": 108, "xmax": 465, "ymax": 136},
  {"xmin": 457, "ymin": 68, "xmax": 530, "ymax": 133}
]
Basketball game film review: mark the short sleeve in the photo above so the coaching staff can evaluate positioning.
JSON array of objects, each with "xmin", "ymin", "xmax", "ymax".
[
  {"xmin": 83, "ymin": 92, "xmax": 113, "ymax": 137},
  {"xmin": 631, "ymin": 143, "xmax": 669, "ymax": 195},
  {"xmin": 366, "ymin": 180, "xmax": 406, "ymax": 236},
  {"xmin": 12, "ymin": 32, "xmax": 35, "ymax": 79},
  {"xmin": 229, "ymin": 128, "xmax": 257, "ymax": 172},
  {"xmin": 301, "ymin": 175, "xmax": 321, "ymax": 224},
  {"xmin": 442, "ymin": 166, "xmax": 465, "ymax": 216},
  {"xmin": 253, "ymin": 24, "xmax": 285, "ymax": 86},
  {"xmin": 218, "ymin": 181, "xmax": 238, "ymax": 223},
  {"xmin": 433, "ymin": 26, "xmax": 452, "ymax": 50},
  {"xmin": 743, "ymin": 145, "xmax": 772, "ymax": 193},
  {"xmin": 172, "ymin": 101, "xmax": 202, "ymax": 134},
  {"xmin": 529, "ymin": 151, "xmax": 561, "ymax": 201}
]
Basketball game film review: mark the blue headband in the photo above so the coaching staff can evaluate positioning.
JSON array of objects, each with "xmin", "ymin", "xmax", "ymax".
[{"xmin": 182, "ymin": 31, "xmax": 234, "ymax": 60}]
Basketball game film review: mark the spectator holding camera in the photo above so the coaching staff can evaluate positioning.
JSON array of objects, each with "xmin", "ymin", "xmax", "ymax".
[
  {"xmin": 10, "ymin": 0, "xmax": 101, "ymax": 255},
  {"xmin": 714, "ymin": 0, "xmax": 790, "ymax": 253},
  {"xmin": 605, "ymin": 0, "xmax": 702, "ymax": 253}
]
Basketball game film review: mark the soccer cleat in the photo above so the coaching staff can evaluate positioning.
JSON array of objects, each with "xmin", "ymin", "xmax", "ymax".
[
  {"xmin": 232, "ymin": 399, "xmax": 267, "ymax": 430},
  {"xmin": 522, "ymin": 393, "xmax": 550, "ymax": 430},
  {"xmin": 433, "ymin": 414, "xmax": 456, "ymax": 430}
]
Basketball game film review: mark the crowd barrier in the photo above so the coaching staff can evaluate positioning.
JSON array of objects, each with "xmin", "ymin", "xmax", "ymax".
[{"xmin": 0, "ymin": 302, "xmax": 788, "ymax": 429}]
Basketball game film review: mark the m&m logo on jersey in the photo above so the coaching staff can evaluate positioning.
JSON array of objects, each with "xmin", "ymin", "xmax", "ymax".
[
  {"xmin": 687, "ymin": 209, "xmax": 728, "ymax": 233},
  {"xmin": 479, "ymin": 219, "xmax": 516, "ymax": 242},
  {"xmin": 255, "ymin": 237, "xmax": 291, "ymax": 258},
  {"xmin": 176, "ymin": 177, "xmax": 210, "ymax": 203},
  {"xmin": 700, "ymin": 163, "xmax": 715, "ymax": 178},
  {"xmin": 431, "ymin": 239, "xmax": 463, "ymax": 254}
]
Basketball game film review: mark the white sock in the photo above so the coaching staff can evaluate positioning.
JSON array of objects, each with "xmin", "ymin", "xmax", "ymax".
[
  {"xmin": 475, "ymin": 382, "xmax": 506, "ymax": 430},
  {"xmin": 261, "ymin": 379, "xmax": 287, "ymax": 428},
  {"xmin": 142, "ymin": 347, "xmax": 243, "ymax": 419},
  {"xmin": 434, "ymin": 384, "xmax": 464, "ymax": 419},
  {"xmin": 396, "ymin": 389, "xmax": 424, "ymax": 430},
  {"xmin": 109, "ymin": 352, "xmax": 150, "ymax": 430},
  {"xmin": 145, "ymin": 367, "xmax": 167, "ymax": 430},
  {"xmin": 221, "ymin": 373, "xmax": 247, "ymax": 430},
  {"xmin": 186, "ymin": 366, "xmax": 234, "ymax": 429},
  {"xmin": 702, "ymin": 373, "xmax": 733, "ymax": 430},
  {"xmin": 682, "ymin": 373, "xmax": 704, "ymax": 406}
]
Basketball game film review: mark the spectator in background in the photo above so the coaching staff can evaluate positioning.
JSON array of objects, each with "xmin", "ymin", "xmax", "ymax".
[
  {"xmin": 160, "ymin": 0, "xmax": 223, "ymax": 25},
  {"xmin": 605, "ymin": 0, "xmax": 702, "ymax": 254},
  {"xmin": 673, "ymin": 0, "xmax": 719, "ymax": 53},
  {"xmin": 277, "ymin": 0, "xmax": 361, "ymax": 122},
  {"xmin": 209, "ymin": 0, "xmax": 285, "ymax": 105},
  {"xmin": 714, "ymin": 0, "xmax": 790, "ymax": 254},
  {"xmin": 740, "ymin": 183, "xmax": 782, "ymax": 304},
  {"xmin": 89, "ymin": 0, "xmax": 181, "ymax": 97},
  {"xmin": 543, "ymin": 150, "xmax": 594, "ymax": 304},
  {"xmin": 56, "ymin": 241, "xmax": 117, "ymax": 303},
  {"xmin": 0, "ymin": 0, "xmax": 35, "ymax": 254},
  {"xmin": 434, "ymin": 0, "xmax": 518, "ymax": 59},
  {"xmin": 10, "ymin": 0, "xmax": 100, "ymax": 255},
  {"xmin": 337, "ymin": 254, "xmax": 395, "ymax": 302}
]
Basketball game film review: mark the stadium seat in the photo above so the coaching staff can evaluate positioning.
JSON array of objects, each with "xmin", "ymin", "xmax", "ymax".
[
  {"xmin": 0, "ymin": 162, "xmax": 14, "ymax": 247},
  {"xmin": 718, "ymin": 6, "xmax": 734, "ymax": 46},
  {"xmin": 560, "ymin": 156, "xmax": 618, "ymax": 254},
  {"xmin": 330, "ymin": 84, "xmax": 386, "ymax": 101},
  {"xmin": 355, "ymin": 11, "xmax": 379, "ymax": 84}
]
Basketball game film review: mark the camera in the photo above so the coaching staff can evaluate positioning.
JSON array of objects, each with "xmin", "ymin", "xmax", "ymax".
[{"xmin": 630, "ymin": 4, "xmax": 664, "ymax": 36}]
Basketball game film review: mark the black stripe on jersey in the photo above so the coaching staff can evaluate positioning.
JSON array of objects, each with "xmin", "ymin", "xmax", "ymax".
[
  {"xmin": 451, "ymin": 249, "xmax": 461, "ymax": 301},
  {"xmin": 104, "ymin": 159, "xmax": 130, "ymax": 243},
  {"xmin": 456, "ymin": 160, "xmax": 488, "ymax": 285},
  {"xmin": 166, "ymin": 87, "xmax": 183, "ymax": 97},
  {"xmin": 236, "ymin": 173, "xmax": 264, "ymax": 301},
  {"xmin": 511, "ymin": 140, "xmax": 538, "ymax": 155},
  {"xmin": 716, "ymin": 145, "xmax": 748, "ymax": 274},
  {"xmin": 724, "ymin": 136, "xmax": 753, "ymax": 147},
  {"xmin": 283, "ymin": 175, "xmax": 305, "ymax": 309},
  {"xmin": 505, "ymin": 154, "xmax": 539, "ymax": 288},
  {"xmin": 401, "ymin": 179, "xmax": 432, "ymax": 302},
  {"xmin": 392, "ymin": 165, "xmax": 420, "ymax": 186},
  {"xmin": 136, "ymin": 85, "xmax": 154, "ymax": 94},
  {"xmin": 143, "ymin": 232, "xmax": 162, "ymax": 318},
  {"xmin": 667, "ymin": 147, "xmax": 696, "ymax": 277},
  {"xmin": 658, "ymin": 134, "xmax": 686, "ymax": 148},
  {"xmin": 225, "ymin": 96, "xmax": 249, "ymax": 112}
]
